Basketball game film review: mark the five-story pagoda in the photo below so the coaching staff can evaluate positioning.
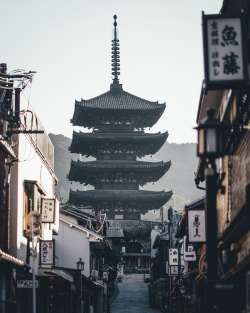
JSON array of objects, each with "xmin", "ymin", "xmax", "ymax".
[{"xmin": 68, "ymin": 15, "xmax": 172, "ymax": 220}]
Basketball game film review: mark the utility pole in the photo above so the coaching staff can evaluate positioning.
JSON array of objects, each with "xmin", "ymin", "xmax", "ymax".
[
  {"xmin": 161, "ymin": 207, "xmax": 164, "ymax": 231},
  {"xmin": 27, "ymin": 211, "xmax": 42, "ymax": 313},
  {"xmin": 32, "ymin": 215, "xmax": 37, "ymax": 313},
  {"xmin": 168, "ymin": 207, "xmax": 173, "ymax": 313}
]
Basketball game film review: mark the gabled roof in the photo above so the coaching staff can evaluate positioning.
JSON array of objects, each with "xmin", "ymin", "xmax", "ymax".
[{"xmin": 59, "ymin": 213, "xmax": 104, "ymax": 241}]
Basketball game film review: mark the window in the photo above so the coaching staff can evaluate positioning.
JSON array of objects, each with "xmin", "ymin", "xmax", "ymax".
[{"xmin": 23, "ymin": 180, "xmax": 46, "ymax": 234}]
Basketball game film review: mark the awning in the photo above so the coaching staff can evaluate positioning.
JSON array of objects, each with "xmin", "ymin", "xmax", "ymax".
[
  {"xmin": 0, "ymin": 249, "xmax": 28, "ymax": 267},
  {"xmin": 0, "ymin": 135, "xmax": 16, "ymax": 159},
  {"xmin": 38, "ymin": 267, "xmax": 73, "ymax": 283}
]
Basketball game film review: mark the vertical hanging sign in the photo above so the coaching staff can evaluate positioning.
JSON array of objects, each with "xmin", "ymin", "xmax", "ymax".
[
  {"xmin": 40, "ymin": 240, "xmax": 55, "ymax": 265},
  {"xmin": 183, "ymin": 235, "xmax": 196, "ymax": 261},
  {"xmin": 187, "ymin": 209, "xmax": 206, "ymax": 243},
  {"xmin": 202, "ymin": 12, "xmax": 248, "ymax": 90},
  {"xmin": 41, "ymin": 198, "xmax": 55, "ymax": 223},
  {"xmin": 170, "ymin": 266, "xmax": 178, "ymax": 276},
  {"xmin": 169, "ymin": 248, "xmax": 179, "ymax": 266}
]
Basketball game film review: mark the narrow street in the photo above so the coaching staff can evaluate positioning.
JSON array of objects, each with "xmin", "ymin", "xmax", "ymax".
[{"xmin": 111, "ymin": 274, "xmax": 160, "ymax": 313}]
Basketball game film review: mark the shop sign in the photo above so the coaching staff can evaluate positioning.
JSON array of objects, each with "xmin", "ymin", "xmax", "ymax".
[
  {"xmin": 41, "ymin": 198, "xmax": 55, "ymax": 223},
  {"xmin": 183, "ymin": 236, "xmax": 196, "ymax": 261},
  {"xmin": 202, "ymin": 13, "xmax": 248, "ymax": 90},
  {"xmin": 17, "ymin": 280, "xmax": 38, "ymax": 288},
  {"xmin": 170, "ymin": 266, "xmax": 178, "ymax": 276},
  {"xmin": 187, "ymin": 209, "xmax": 206, "ymax": 243},
  {"xmin": 169, "ymin": 248, "xmax": 179, "ymax": 266},
  {"xmin": 40, "ymin": 240, "xmax": 55, "ymax": 265}
]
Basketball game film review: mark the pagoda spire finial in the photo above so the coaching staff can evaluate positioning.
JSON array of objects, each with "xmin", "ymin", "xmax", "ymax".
[{"xmin": 111, "ymin": 14, "xmax": 120, "ymax": 84}]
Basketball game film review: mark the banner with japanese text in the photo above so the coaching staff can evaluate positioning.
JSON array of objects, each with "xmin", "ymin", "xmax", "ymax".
[
  {"xmin": 41, "ymin": 198, "xmax": 55, "ymax": 223},
  {"xmin": 40, "ymin": 240, "xmax": 55, "ymax": 265},
  {"xmin": 202, "ymin": 13, "xmax": 248, "ymax": 90}
]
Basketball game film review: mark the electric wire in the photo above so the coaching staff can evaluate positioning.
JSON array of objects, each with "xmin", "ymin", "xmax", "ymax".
[{"xmin": 60, "ymin": 205, "xmax": 108, "ymax": 234}]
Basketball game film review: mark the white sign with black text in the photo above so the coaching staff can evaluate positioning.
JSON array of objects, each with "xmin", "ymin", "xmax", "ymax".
[
  {"xmin": 169, "ymin": 248, "xmax": 179, "ymax": 266},
  {"xmin": 202, "ymin": 13, "xmax": 247, "ymax": 89},
  {"xmin": 188, "ymin": 209, "xmax": 206, "ymax": 243},
  {"xmin": 170, "ymin": 266, "xmax": 178, "ymax": 276},
  {"xmin": 183, "ymin": 236, "xmax": 196, "ymax": 262},
  {"xmin": 40, "ymin": 240, "xmax": 54, "ymax": 265},
  {"xmin": 17, "ymin": 280, "xmax": 38, "ymax": 288},
  {"xmin": 41, "ymin": 198, "xmax": 55, "ymax": 223}
]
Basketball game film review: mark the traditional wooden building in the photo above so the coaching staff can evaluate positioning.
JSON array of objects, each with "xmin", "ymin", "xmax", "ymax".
[
  {"xmin": 68, "ymin": 15, "xmax": 172, "ymax": 221},
  {"xmin": 194, "ymin": 1, "xmax": 250, "ymax": 312}
]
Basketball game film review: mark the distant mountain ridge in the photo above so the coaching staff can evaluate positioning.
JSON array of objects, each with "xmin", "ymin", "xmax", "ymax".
[{"xmin": 49, "ymin": 133, "xmax": 204, "ymax": 212}]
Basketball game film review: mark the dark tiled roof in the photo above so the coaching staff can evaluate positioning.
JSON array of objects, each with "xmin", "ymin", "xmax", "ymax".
[
  {"xmin": 71, "ymin": 130, "xmax": 168, "ymax": 142},
  {"xmin": 70, "ymin": 159, "xmax": 171, "ymax": 170},
  {"xmin": 69, "ymin": 189, "xmax": 172, "ymax": 202},
  {"xmin": 111, "ymin": 220, "xmax": 160, "ymax": 229},
  {"xmin": 69, "ymin": 130, "xmax": 168, "ymax": 157},
  {"xmin": 71, "ymin": 84, "xmax": 166, "ymax": 127},
  {"xmin": 74, "ymin": 85, "xmax": 165, "ymax": 110},
  {"xmin": 67, "ymin": 160, "xmax": 171, "ymax": 186},
  {"xmin": 69, "ymin": 189, "xmax": 172, "ymax": 212}
]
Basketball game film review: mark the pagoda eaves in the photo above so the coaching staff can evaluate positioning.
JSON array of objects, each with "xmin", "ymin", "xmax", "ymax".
[
  {"xmin": 69, "ymin": 189, "xmax": 173, "ymax": 214},
  {"xmin": 69, "ymin": 130, "xmax": 169, "ymax": 158},
  {"xmin": 71, "ymin": 84, "xmax": 166, "ymax": 128},
  {"xmin": 67, "ymin": 159, "xmax": 171, "ymax": 187}
]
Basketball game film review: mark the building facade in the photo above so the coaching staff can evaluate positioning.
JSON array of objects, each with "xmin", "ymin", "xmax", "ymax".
[
  {"xmin": 0, "ymin": 63, "xmax": 59, "ymax": 313},
  {"xmin": 194, "ymin": 0, "xmax": 250, "ymax": 312}
]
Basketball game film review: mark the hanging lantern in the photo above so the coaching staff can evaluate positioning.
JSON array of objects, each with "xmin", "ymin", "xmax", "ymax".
[{"xmin": 195, "ymin": 108, "xmax": 226, "ymax": 159}]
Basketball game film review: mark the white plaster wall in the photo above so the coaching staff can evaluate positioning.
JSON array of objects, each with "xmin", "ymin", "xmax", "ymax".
[
  {"xmin": 9, "ymin": 94, "xmax": 57, "ymax": 263},
  {"xmin": 55, "ymin": 219, "xmax": 91, "ymax": 276}
]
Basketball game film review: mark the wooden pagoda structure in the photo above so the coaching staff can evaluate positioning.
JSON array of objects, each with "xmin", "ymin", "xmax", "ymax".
[{"xmin": 68, "ymin": 15, "xmax": 172, "ymax": 220}]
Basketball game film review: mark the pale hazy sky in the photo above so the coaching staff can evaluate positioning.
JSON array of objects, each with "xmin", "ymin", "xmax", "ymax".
[{"xmin": 1, "ymin": 0, "xmax": 222, "ymax": 143}]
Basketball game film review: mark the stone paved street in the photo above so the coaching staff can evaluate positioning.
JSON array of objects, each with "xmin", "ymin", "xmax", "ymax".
[{"xmin": 111, "ymin": 274, "xmax": 160, "ymax": 313}]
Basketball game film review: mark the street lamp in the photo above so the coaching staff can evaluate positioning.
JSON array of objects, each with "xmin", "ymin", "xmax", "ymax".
[
  {"xmin": 195, "ymin": 107, "xmax": 225, "ymax": 313},
  {"xmin": 76, "ymin": 258, "xmax": 85, "ymax": 313},
  {"xmin": 196, "ymin": 108, "xmax": 225, "ymax": 159}
]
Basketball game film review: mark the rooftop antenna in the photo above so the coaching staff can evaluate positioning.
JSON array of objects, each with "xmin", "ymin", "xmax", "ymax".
[{"xmin": 111, "ymin": 15, "xmax": 120, "ymax": 84}]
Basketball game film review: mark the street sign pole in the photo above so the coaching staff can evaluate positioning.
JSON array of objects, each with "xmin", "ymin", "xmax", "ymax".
[{"xmin": 32, "ymin": 215, "xmax": 37, "ymax": 313}]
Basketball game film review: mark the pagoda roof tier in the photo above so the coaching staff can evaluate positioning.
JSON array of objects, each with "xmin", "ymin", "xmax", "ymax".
[
  {"xmin": 68, "ymin": 160, "xmax": 171, "ymax": 186},
  {"xmin": 69, "ymin": 130, "xmax": 169, "ymax": 158},
  {"xmin": 69, "ymin": 189, "xmax": 173, "ymax": 213},
  {"xmin": 71, "ymin": 84, "xmax": 166, "ymax": 128}
]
